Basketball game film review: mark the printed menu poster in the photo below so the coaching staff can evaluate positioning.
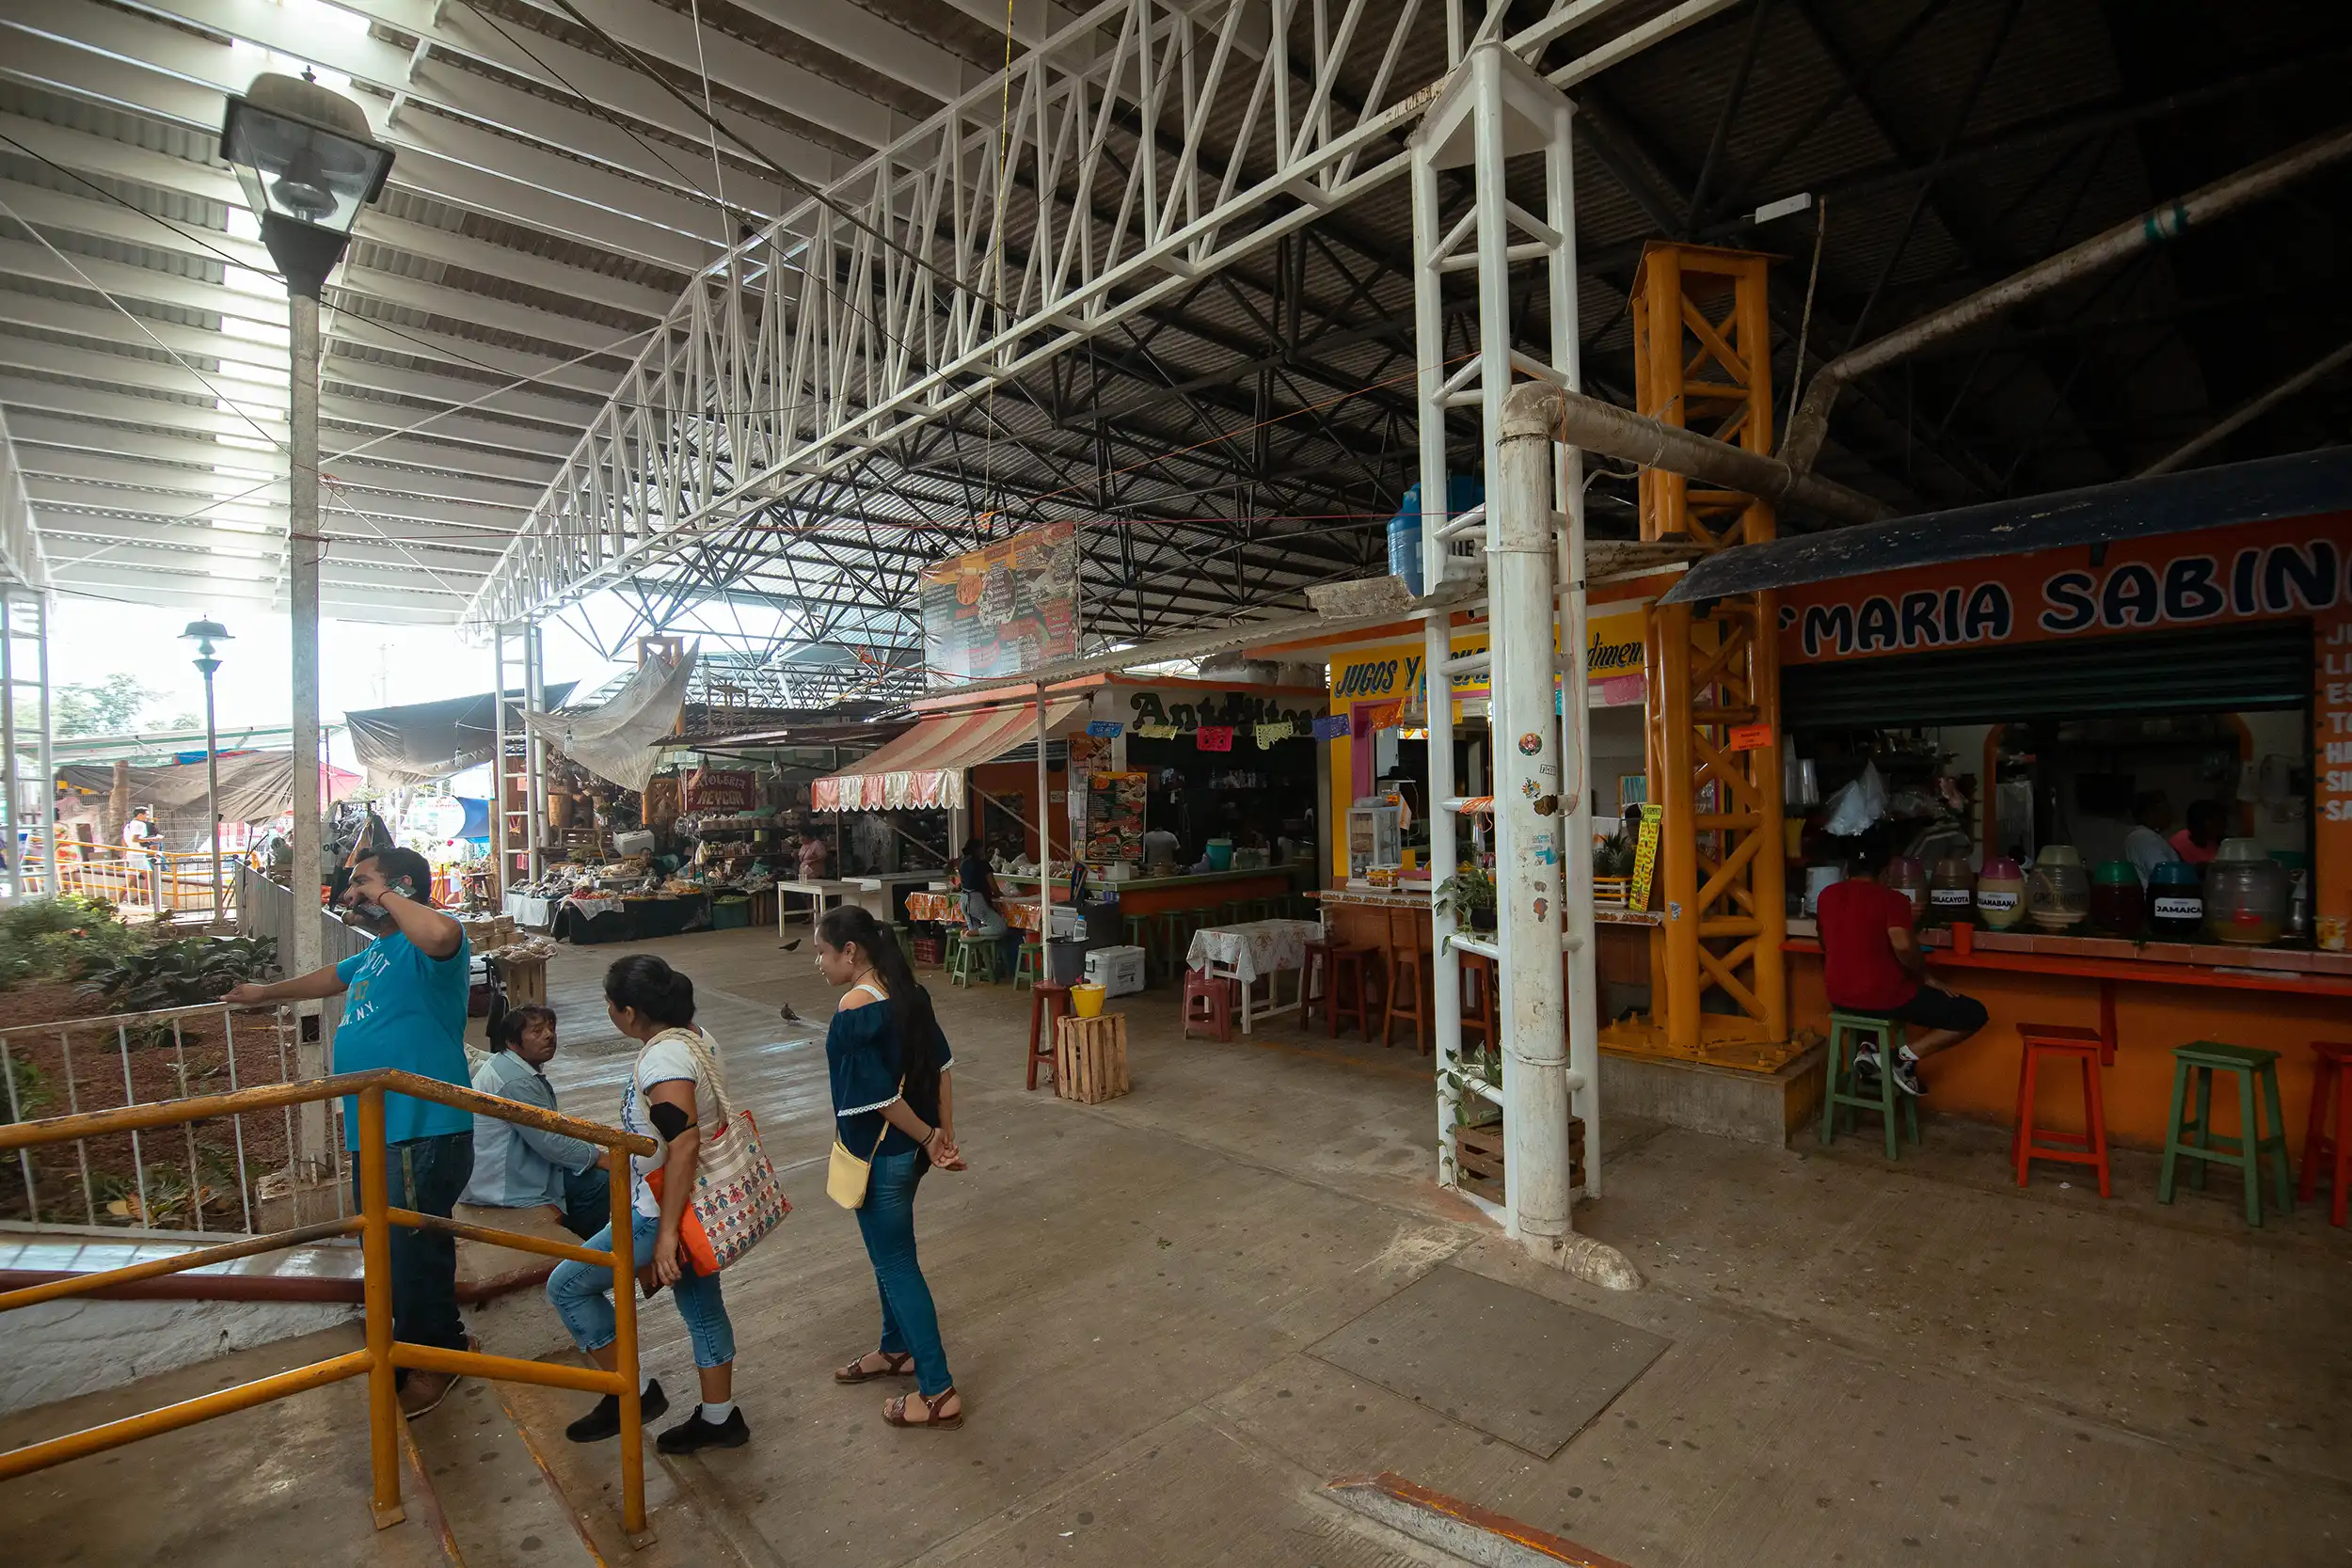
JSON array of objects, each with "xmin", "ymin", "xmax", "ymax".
[{"xmin": 919, "ymin": 522, "xmax": 1081, "ymax": 684}]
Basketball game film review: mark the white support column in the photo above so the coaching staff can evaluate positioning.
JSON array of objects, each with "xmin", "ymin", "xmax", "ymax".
[
  {"xmin": 522, "ymin": 622, "xmax": 548, "ymax": 883},
  {"xmin": 1410, "ymin": 40, "xmax": 1633, "ymax": 1286},
  {"xmin": 490, "ymin": 626, "xmax": 512, "ymax": 895},
  {"xmin": 32, "ymin": 591, "xmax": 50, "ymax": 897},
  {"xmin": 1, "ymin": 589, "xmax": 18, "ymax": 904}
]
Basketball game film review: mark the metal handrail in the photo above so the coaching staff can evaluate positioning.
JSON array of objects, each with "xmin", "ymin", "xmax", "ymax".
[{"xmin": 0, "ymin": 1068, "xmax": 660, "ymax": 1542}]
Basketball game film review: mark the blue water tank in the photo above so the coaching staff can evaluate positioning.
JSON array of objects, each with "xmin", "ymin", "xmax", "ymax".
[{"xmin": 1385, "ymin": 476, "xmax": 1486, "ymax": 595}]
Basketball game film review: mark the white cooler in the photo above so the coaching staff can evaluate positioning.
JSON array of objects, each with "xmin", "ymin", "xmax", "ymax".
[{"xmin": 1085, "ymin": 945, "xmax": 1149, "ymax": 997}]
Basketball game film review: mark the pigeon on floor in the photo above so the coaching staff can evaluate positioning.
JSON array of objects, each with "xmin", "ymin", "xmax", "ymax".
[
  {"xmin": 779, "ymin": 1002, "xmax": 803, "ymax": 1023},
  {"xmin": 777, "ymin": 938, "xmax": 802, "ymax": 952}
]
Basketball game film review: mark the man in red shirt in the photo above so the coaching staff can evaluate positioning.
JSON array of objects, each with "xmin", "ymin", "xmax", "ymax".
[
  {"xmin": 2168, "ymin": 799, "xmax": 2226, "ymax": 866},
  {"xmin": 1816, "ymin": 837, "xmax": 1989, "ymax": 1095}
]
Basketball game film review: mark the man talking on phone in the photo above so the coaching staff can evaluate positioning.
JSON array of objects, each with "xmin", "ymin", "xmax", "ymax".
[{"xmin": 227, "ymin": 846, "xmax": 474, "ymax": 1417}]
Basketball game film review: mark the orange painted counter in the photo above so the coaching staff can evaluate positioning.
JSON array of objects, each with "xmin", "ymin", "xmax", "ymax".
[
  {"xmin": 1787, "ymin": 924, "xmax": 2352, "ymax": 1157},
  {"xmin": 997, "ymin": 867, "xmax": 1302, "ymax": 918}
]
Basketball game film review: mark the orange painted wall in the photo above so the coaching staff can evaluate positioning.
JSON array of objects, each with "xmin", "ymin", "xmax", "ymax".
[
  {"xmin": 1789, "ymin": 952, "xmax": 2334, "ymax": 1158},
  {"xmin": 967, "ymin": 759, "xmax": 1072, "ymax": 862}
]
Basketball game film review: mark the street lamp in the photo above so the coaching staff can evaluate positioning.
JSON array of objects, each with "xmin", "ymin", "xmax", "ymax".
[
  {"xmin": 181, "ymin": 617, "xmax": 231, "ymax": 927},
  {"xmin": 222, "ymin": 71, "xmax": 391, "ymax": 1172}
]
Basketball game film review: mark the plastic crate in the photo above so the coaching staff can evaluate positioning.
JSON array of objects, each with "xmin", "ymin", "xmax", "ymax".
[
  {"xmin": 1085, "ymin": 944, "xmax": 1149, "ymax": 997},
  {"xmin": 710, "ymin": 897, "xmax": 751, "ymax": 930}
]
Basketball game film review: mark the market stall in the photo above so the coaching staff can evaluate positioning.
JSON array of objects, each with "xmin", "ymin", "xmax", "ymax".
[{"xmin": 1758, "ymin": 508, "xmax": 2349, "ymax": 1150}]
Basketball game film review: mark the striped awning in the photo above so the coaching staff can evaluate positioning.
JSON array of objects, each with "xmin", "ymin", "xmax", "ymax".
[{"xmin": 810, "ymin": 699, "xmax": 1088, "ymax": 812}]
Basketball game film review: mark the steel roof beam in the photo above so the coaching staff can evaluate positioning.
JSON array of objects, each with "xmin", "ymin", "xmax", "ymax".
[{"xmin": 2, "ymin": 410, "xmax": 553, "ymax": 499}]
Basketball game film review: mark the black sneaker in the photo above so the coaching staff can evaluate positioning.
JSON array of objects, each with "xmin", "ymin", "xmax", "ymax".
[
  {"xmin": 1851, "ymin": 1044, "xmax": 1883, "ymax": 1091},
  {"xmin": 658, "ymin": 1407, "xmax": 750, "ymax": 1454},
  {"xmin": 564, "ymin": 1378, "xmax": 668, "ymax": 1443}
]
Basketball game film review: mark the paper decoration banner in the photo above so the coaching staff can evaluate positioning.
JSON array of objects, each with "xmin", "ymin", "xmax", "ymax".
[
  {"xmin": 1253, "ymin": 721, "xmax": 1293, "ymax": 749},
  {"xmin": 1086, "ymin": 720, "xmax": 1125, "ymax": 737},
  {"xmin": 1351, "ymin": 701, "xmax": 1404, "ymax": 741},
  {"xmin": 1132, "ymin": 722, "xmax": 1179, "ymax": 739},
  {"xmin": 1196, "ymin": 725, "xmax": 1235, "ymax": 752},
  {"xmin": 1311, "ymin": 715, "xmax": 1349, "ymax": 741}
]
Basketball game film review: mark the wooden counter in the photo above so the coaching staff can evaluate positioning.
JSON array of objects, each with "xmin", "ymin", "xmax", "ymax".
[{"xmin": 1001, "ymin": 865, "xmax": 1304, "ymax": 919}]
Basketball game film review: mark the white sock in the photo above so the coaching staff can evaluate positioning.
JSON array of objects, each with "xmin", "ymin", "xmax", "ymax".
[{"xmin": 701, "ymin": 1401, "xmax": 735, "ymax": 1423}]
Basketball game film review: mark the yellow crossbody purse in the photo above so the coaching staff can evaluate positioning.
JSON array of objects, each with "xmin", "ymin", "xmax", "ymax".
[{"xmin": 826, "ymin": 1077, "xmax": 901, "ymax": 1210}]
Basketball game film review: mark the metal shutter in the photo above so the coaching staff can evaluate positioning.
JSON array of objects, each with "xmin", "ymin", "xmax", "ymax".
[{"xmin": 1783, "ymin": 624, "xmax": 2312, "ymax": 730}]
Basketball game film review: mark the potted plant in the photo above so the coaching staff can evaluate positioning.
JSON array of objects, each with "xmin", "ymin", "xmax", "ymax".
[{"xmin": 1434, "ymin": 862, "xmax": 1497, "ymax": 932}]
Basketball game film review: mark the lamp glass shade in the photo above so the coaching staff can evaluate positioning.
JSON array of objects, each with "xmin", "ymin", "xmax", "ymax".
[
  {"xmin": 220, "ymin": 77, "xmax": 391, "ymax": 239},
  {"xmin": 181, "ymin": 618, "xmax": 233, "ymax": 644}
]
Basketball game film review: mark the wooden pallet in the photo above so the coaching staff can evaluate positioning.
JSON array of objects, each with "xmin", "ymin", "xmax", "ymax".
[
  {"xmin": 1054, "ymin": 1013, "xmax": 1132, "ymax": 1104},
  {"xmin": 1453, "ymin": 1117, "xmax": 1584, "ymax": 1206}
]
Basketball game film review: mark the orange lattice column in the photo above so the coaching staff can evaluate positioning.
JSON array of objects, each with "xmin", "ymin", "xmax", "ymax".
[{"xmin": 1628, "ymin": 243, "xmax": 1789, "ymax": 1061}]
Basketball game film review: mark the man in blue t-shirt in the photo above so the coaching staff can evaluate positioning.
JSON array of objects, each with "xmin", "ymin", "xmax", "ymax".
[{"xmin": 229, "ymin": 846, "xmax": 473, "ymax": 1417}]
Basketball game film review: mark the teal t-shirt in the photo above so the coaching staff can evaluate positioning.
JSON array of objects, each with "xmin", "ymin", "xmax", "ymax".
[{"xmin": 334, "ymin": 930, "xmax": 473, "ymax": 1150}]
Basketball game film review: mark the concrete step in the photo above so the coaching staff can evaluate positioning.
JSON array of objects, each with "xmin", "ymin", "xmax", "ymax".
[{"xmin": 407, "ymin": 1373, "xmax": 601, "ymax": 1568}]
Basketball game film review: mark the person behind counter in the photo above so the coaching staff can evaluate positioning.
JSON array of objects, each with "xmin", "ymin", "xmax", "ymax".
[
  {"xmin": 1817, "ymin": 835, "xmax": 1990, "ymax": 1097},
  {"xmin": 2123, "ymin": 791, "xmax": 2181, "ymax": 883},
  {"xmin": 2169, "ymin": 799, "xmax": 2227, "ymax": 866}
]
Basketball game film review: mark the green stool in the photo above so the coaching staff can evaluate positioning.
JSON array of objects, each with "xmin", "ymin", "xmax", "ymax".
[
  {"xmin": 2158, "ymin": 1040, "xmax": 2294, "ymax": 1227},
  {"xmin": 1123, "ymin": 912, "xmax": 1154, "ymax": 967},
  {"xmin": 1152, "ymin": 911, "xmax": 1191, "ymax": 984},
  {"xmin": 948, "ymin": 931, "xmax": 993, "ymax": 988},
  {"xmin": 1252, "ymin": 897, "xmax": 1285, "ymax": 923},
  {"xmin": 1221, "ymin": 899, "xmax": 1249, "ymax": 926},
  {"xmin": 1013, "ymin": 936, "xmax": 1042, "ymax": 991},
  {"xmin": 1819, "ymin": 1011, "xmax": 1918, "ymax": 1160},
  {"xmin": 892, "ymin": 923, "xmax": 915, "ymax": 964}
]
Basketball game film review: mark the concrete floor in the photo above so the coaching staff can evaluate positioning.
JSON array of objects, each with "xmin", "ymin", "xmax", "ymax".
[{"xmin": 6, "ymin": 923, "xmax": 2347, "ymax": 1566}]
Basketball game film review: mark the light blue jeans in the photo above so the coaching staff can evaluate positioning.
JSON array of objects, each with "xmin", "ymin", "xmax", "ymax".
[
  {"xmin": 548, "ymin": 1212, "xmax": 736, "ymax": 1370},
  {"xmin": 855, "ymin": 1149, "xmax": 953, "ymax": 1397}
]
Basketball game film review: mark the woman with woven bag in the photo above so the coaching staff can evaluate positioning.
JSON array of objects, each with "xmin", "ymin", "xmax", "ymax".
[
  {"xmin": 816, "ymin": 905, "xmax": 968, "ymax": 1430},
  {"xmin": 547, "ymin": 956, "xmax": 757, "ymax": 1454}
]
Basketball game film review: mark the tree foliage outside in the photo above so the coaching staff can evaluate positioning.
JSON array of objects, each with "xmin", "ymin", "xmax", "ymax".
[{"xmin": 53, "ymin": 673, "xmax": 196, "ymax": 737}]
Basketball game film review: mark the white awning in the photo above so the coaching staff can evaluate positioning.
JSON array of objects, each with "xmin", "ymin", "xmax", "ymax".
[{"xmin": 810, "ymin": 698, "xmax": 1088, "ymax": 812}]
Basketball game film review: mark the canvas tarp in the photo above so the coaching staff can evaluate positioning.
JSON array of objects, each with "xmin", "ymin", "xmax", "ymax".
[
  {"xmin": 523, "ymin": 649, "xmax": 697, "ymax": 793},
  {"xmin": 58, "ymin": 753, "xmax": 362, "ymax": 850},
  {"xmin": 346, "ymin": 684, "xmax": 577, "ymax": 786},
  {"xmin": 810, "ymin": 698, "xmax": 1087, "ymax": 811}
]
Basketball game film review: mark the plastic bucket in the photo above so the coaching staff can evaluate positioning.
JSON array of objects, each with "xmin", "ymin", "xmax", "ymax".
[
  {"xmin": 1071, "ymin": 982, "xmax": 1106, "ymax": 1018},
  {"xmin": 1205, "ymin": 838, "xmax": 1234, "ymax": 871}
]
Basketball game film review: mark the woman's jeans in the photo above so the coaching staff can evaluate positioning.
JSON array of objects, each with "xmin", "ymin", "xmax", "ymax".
[
  {"xmin": 855, "ymin": 1150, "xmax": 953, "ymax": 1396},
  {"xmin": 547, "ymin": 1212, "xmax": 736, "ymax": 1370}
]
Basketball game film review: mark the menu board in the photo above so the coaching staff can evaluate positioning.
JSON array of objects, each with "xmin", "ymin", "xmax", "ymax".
[
  {"xmin": 1085, "ymin": 771, "xmax": 1147, "ymax": 864},
  {"xmin": 918, "ymin": 521, "xmax": 1081, "ymax": 685}
]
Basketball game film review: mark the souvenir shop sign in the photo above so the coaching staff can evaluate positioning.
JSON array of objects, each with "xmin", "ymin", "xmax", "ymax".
[
  {"xmin": 1779, "ymin": 515, "xmax": 2351, "ymax": 665},
  {"xmin": 682, "ymin": 768, "xmax": 758, "ymax": 814},
  {"xmin": 918, "ymin": 522, "xmax": 1081, "ymax": 684},
  {"xmin": 1116, "ymin": 684, "xmax": 1323, "ymax": 736}
]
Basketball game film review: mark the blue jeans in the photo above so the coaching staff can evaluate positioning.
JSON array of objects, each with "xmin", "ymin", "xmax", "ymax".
[
  {"xmin": 557, "ymin": 1164, "xmax": 613, "ymax": 1242},
  {"xmin": 547, "ymin": 1212, "xmax": 736, "ymax": 1370},
  {"xmin": 855, "ymin": 1149, "xmax": 952, "ymax": 1397},
  {"xmin": 349, "ymin": 1131, "xmax": 472, "ymax": 1357}
]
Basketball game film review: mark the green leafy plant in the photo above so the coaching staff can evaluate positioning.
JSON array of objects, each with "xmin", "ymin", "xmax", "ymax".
[
  {"xmin": 0, "ymin": 895, "xmax": 148, "ymax": 990},
  {"xmin": 79, "ymin": 935, "xmax": 278, "ymax": 1015},
  {"xmin": 3, "ymin": 1056, "xmax": 51, "ymax": 1123},
  {"xmin": 1594, "ymin": 831, "xmax": 1636, "ymax": 878},
  {"xmin": 1444, "ymin": 1052, "xmax": 1503, "ymax": 1127},
  {"xmin": 1434, "ymin": 863, "xmax": 1497, "ymax": 931}
]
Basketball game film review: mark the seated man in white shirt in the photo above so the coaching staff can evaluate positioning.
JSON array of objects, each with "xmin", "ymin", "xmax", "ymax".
[
  {"xmin": 461, "ymin": 1005, "xmax": 611, "ymax": 1238},
  {"xmin": 1140, "ymin": 827, "xmax": 1182, "ymax": 871},
  {"xmin": 2122, "ymin": 790, "xmax": 2181, "ymax": 885}
]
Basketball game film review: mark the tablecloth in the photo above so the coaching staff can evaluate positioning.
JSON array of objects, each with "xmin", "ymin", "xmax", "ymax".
[
  {"xmin": 1185, "ymin": 919, "xmax": 1324, "ymax": 985},
  {"xmin": 904, "ymin": 891, "xmax": 1044, "ymax": 931},
  {"xmin": 503, "ymin": 893, "xmax": 554, "ymax": 928}
]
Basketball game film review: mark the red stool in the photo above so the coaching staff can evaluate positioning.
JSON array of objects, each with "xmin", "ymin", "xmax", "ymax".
[
  {"xmin": 1027, "ymin": 982, "xmax": 1073, "ymax": 1091},
  {"xmin": 1458, "ymin": 950, "xmax": 1498, "ymax": 1053},
  {"xmin": 2011, "ymin": 1022, "xmax": 2111, "ymax": 1196},
  {"xmin": 1304, "ymin": 941, "xmax": 1377, "ymax": 1039},
  {"xmin": 2296, "ymin": 1040, "xmax": 2352, "ymax": 1227},
  {"xmin": 1182, "ymin": 969, "xmax": 1238, "ymax": 1041}
]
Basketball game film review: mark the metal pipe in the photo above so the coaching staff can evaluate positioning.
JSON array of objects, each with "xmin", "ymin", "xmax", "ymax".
[
  {"xmin": 2138, "ymin": 335, "xmax": 2352, "ymax": 478},
  {"xmin": 1547, "ymin": 386, "xmax": 1892, "ymax": 526},
  {"xmin": 1493, "ymin": 378, "xmax": 1574, "ymax": 1259},
  {"xmin": 1783, "ymin": 123, "xmax": 2352, "ymax": 476},
  {"xmin": 202, "ymin": 660, "xmax": 222, "ymax": 928},
  {"xmin": 288, "ymin": 291, "xmax": 326, "ymax": 1170},
  {"xmin": 357, "ymin": 1086, "xmax": 403, "ymax": 1528}
]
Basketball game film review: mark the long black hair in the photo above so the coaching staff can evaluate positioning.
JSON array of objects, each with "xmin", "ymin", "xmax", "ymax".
[
  {"xmin": 818, "ymin": 905, "xmax": 942, "ymax": 1110},
  {"xmin": 603, "ymin": 954, "xmax": 696, "ymax": 1028}
]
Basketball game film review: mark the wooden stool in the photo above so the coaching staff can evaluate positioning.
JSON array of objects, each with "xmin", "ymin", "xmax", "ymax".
[
  {"xmin": 1304, "ymin": 939, "xmax": 1375, "ymax": 1038},
  {"xmin": 1013, "ymin": 937, "xmax": 1043, "ymax": 991},
  {"xmin": 1055, "ymin": 1013, "xmax": 1130, "ymax": 1103},
  {"xmin": 1380, "ymin": 910, "xmax": 1431, "ymax": 1054},
  {"xmin": 1458, "ymin": 949, "xmax": 1498, "ymax": 1053},
  {"xmin": 2010, "ymin": 1022, "xmax": 2110, "ymax": 1196},
  {"xmin": 1221, "ymin": 899, "xmax": 1249, "ymax": 926},
  {"xmin": 1182, "ymin": 969, "xmax": 1237, "ymax": 1041},
  {"xmin": 892, "ymin": 923, "xmax": 915, "ymax": 965},
  {"xmin": 1151, "ymin": 911, "xmax": 1191, "ymax": 985},
  {"xmin": 1123, "ymin": 913, "xmax": 1156, "ymax": 979},
  {"xmin": 2159, "ymin": 1040, "xmax": 2294, "ymax": 1227},
  {"xmin": 2297, "ymin": 1040, "xmax": 2352, "ymax": 1227},
  {"xmin": 948, "ymin": 931, "xmax": 997, "ymax": 988},
  {"xmin": 1819, "ymin": 1011, "xmax": 1918, "ymax": 1160},
  {"xmin": 1026, "ymin": 982, "xmax": 1073, "ymax": 1091}
]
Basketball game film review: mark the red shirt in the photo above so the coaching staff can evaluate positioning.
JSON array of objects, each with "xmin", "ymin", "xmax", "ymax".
[
  {"xmin": 1817, "ymin": 878, "xmax": 1920, "ymax": 1012},
  {"xmin": 2168, "ymin": 829, "xmax": 2217, "ymax": 865}
]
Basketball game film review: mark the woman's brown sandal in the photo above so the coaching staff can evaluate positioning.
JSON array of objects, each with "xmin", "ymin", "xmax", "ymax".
[
  {"xmin": 834, "ymin": 1351, "xmax": 914, "ymax": 1385},
  {"xmin": 882, "ymin": 1387, "xmax": 963, "ymax": 1430}
]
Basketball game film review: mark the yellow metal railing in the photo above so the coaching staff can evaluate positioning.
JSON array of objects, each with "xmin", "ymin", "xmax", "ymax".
[
  {"xmin": 39, "ymin": 846, "xmax": 236, "ymax": 915},
  {"xmin": 0, "ymin": 1069, "xmax": 660, "ymax": 1541}
]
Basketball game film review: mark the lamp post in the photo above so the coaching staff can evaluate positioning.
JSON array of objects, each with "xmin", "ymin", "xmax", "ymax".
[
  {"xmin": 221, "ymin": 71, "xmax": 391, "ymax": 1164},
  {"xmin": 181, "ymin": 618, "xmax": 231, "ymax": 927}
]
